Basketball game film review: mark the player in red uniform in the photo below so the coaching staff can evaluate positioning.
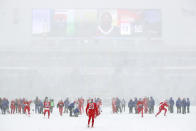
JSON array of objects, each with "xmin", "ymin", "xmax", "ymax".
[
  {"xmin": 86, "ymin": 99, "xmax": 99, "ymax": 128},
  {"xmin": 79, "ymin": 97, "xmax": 84, "ymax": 114},
  {"xmin": 137, "ymin": 99, "xmax": 144, "ymax": 117},
  {"xmin": 24, "ymin": 100, "xmax": 31, "ymax": 115},
  {"xmin": 18, "ymin": 99, "xmax": 22, "ymax": 114},
  {"xmin": 44, "ymin": 97, "xmax": 51, "ymax": 119},
  {"xmin": 143, "ymin": 97, "xmax": 148, "ymax": 113},
  {"xmin": 57, "ymin": 100, "xmax": 64, "ymax": 116},
  {"xmin": 155, "ymin": 101, "xmax": 168, "ymax": 117},
  {"xmin": 112, "ymin": 98, "xmax": 117, "ymax": 113},
  {"xmin": 10, "ymin": 100, "xmax": 15, "ymax": 114}
]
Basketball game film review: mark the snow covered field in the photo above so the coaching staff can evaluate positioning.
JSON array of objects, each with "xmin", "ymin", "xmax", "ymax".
[{"xmin": 0, "ymin": 106, "xmax": 196, "ymax": 131}]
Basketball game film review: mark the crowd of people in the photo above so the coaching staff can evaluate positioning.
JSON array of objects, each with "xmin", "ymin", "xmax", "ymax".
[
  {"xmin": 112, "ymin": 97, "xmax": 155, "ymax": 114},
  {"xmin": 174, "ymin": 97, "xmax": 190, "ymax": 114},
  {"xmin": 0, "ymin": 96, "xmax": 191, "ymax": 128},
  {"xmin": 112, "ymin": 97, "xmax": 191, "ymax": 116},
  {"xmin": 0, "ymin": 98, "xmax": 33, "ymax": 115},
  {"xmin": 0, "ymin": 97, "xmax": 102, "ymax": 118},
  {"xmin": 0, "ymin": 96, "xmax": 191, "ymax": 117}
]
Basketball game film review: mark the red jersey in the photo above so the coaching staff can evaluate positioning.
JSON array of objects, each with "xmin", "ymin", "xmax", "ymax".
[
  {"xmin": 58, "ymin": 101, "xmax": 64, "ymax": 108},
  {"xmin": 143, "ymin": 98, "xmax": 148, "ymax": 105},
  {"xmin": 11, "ymin": 101, "xmax": 15, "ymax": 108},
  {"xmin": 44, "ymin": 101, "xmax": 50, "ymax": 109},
  {"xmin": 159, "ymin": 102, "xmax": 168, "ymax": 109},
  {"xmin": 112, "ymin": 99, "xmax": 116, "ymax": 105},
  {"xmin": 137, "ymin": 100, "xmax": 144, "ymax": 108},
  {"xmin": 79, "ymin": 98, "xmax": 84, "ymax": 106},
  {"xmin": 24, "ymin": 101, "xmax": 31, "ymax": 107},
  {"xmin": 81, "ymin": 98, "xmax": 84, "ymax": 104},
  {"xmin": 86, "ymin": 102, "xmax": 98, "ymax": 116}
]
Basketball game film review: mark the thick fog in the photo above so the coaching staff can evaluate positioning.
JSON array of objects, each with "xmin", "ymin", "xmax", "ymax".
[{"xmin": 0, "ymin": 0, "xmax": 196, "ymax": 103}]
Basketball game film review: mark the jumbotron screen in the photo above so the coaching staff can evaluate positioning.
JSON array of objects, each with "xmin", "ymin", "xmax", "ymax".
[{"xmin": 32, "ymin": 9, "xmax": 161, "ymax": 38}]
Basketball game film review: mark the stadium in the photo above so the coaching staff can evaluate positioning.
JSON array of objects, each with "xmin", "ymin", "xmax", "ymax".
[{"xmin": 0, "ymin": 0, "xmax": 196, "ymax": 131}]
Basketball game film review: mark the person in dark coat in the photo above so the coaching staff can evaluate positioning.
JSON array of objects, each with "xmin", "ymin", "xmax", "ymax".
[
  {"xmin": 169, "ymin": 97, "xmax": 174, "ymax": 113},
  {"xmin": 1, "ymin": 98, "xmax": 8, "ymax": 114},
  {"xmin": 73, "ymin": 107, "xmax": 80, "ymax": 117},
  {"xmin": 39, "ymin": 100, "xmax": 43, "ymax": 114},
  {"xmin": 181, "ymin": 98, "xmax": 187, "ymax": 114},
  {"xmin": 134, "ymin": 97, "xmax": 138, "ymax": 114},
  {"xmin": 128, "ymin": 99, "xmax": 134, "ymax": 113},
  {"xmin": 176, "ymin": 97, "xmax": 182, "ymax": 113},
  {"xmin": 115, "ymin": 97, "xmax": 122, "ymax": 113},
  {"xmin": 149, "ymin": 97, "xmax": 155, "ymax": 114},
  {"xmin": 64, "ymin": 98, "xmax": 70, "ymax": 113},
  {"xmin": 68, "ymin": 102, "xmax": 75, "ymax": 116},
  {"xmin": 34, "ymin": 97, "xmax": 40, "ymax": 114},
  {"xmin": 186, "ymin": 98, "xmax": 190, "ymax": 113}
]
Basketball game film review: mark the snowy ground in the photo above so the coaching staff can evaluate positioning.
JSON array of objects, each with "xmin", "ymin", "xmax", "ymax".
[{"xmin": 0, "ymin": 106, "xmax": 196, "ymax": 131}]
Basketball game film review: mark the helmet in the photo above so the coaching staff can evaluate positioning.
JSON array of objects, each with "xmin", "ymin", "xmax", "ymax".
[{"xmin": 91, "ymin": 99, "xmax": 93, "ymax": 103}]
